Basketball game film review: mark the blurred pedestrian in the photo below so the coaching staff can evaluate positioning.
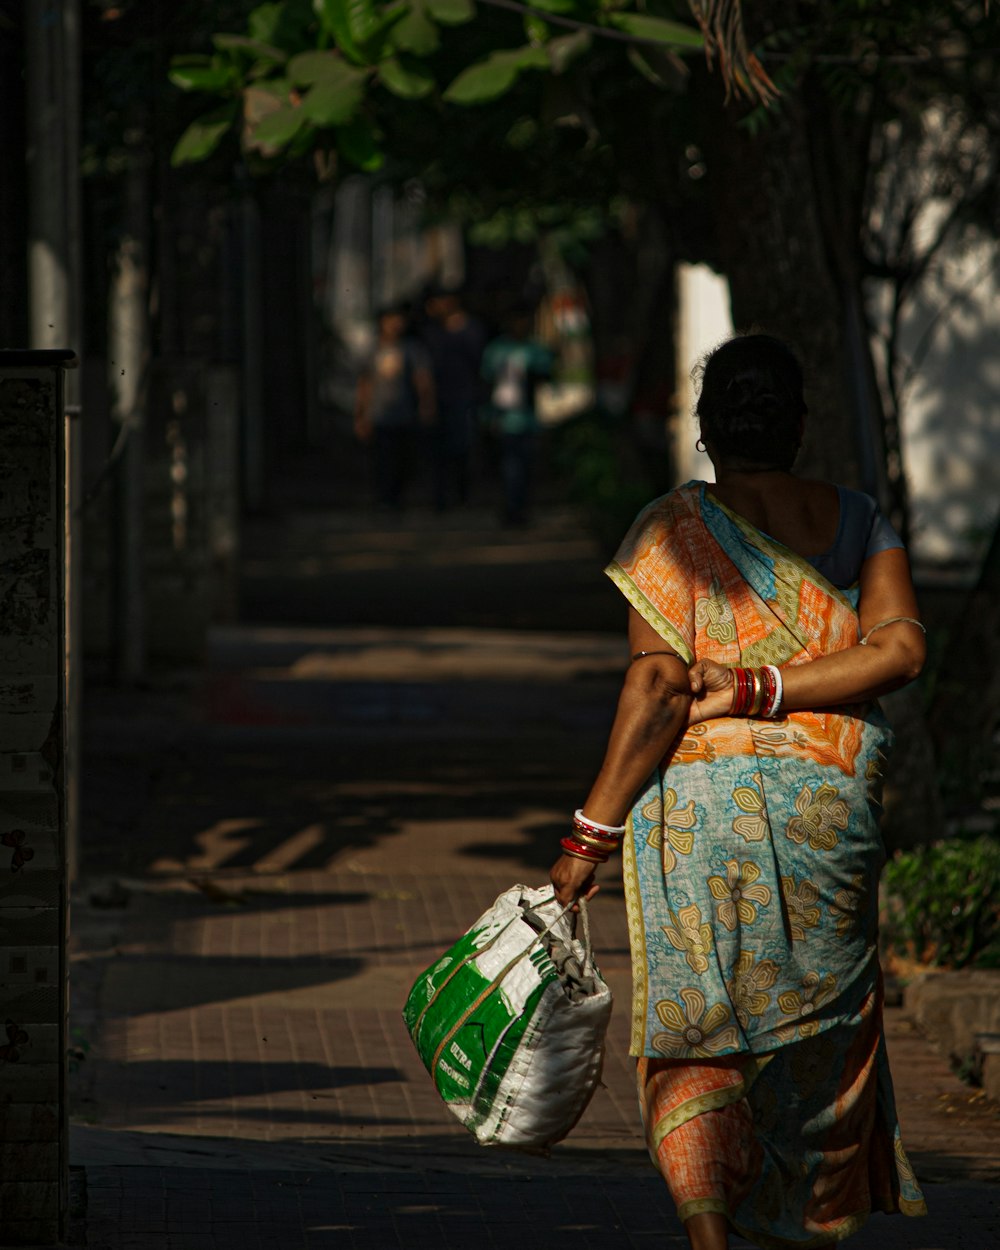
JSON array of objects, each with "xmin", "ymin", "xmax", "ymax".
[
  {"xmin": 421, "ymin": 287, "xmax": 486, "ymax": 511},
  {"xmin": 550, "ymin": 333, "xmax": 928, "ymax": 1249},
  {"xmin": 481, "ymin": 306, "xmax": 553, "ymax": 526},
  {"xmin": 354, "ymin": 303, "xmax": 435, "ymax": 511}
]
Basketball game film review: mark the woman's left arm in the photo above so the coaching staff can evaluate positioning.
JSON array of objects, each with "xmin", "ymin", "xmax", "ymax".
[
  {"xmin": 688, "ymin": 548, "xmax": 926, "ymax": 718},
  {"xmin": 775, "ymin": 548, "xmax": 925, "ymax": 709}
]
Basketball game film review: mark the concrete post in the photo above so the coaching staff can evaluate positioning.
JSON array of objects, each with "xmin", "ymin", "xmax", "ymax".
[{"xmin": 0, "ymin": 349, "xmax": 75, "ymax": 1246}]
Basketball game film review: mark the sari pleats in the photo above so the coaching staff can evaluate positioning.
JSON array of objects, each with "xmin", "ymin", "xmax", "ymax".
[
  {"xmin": 638, "ymin": 988, "xmax": 924, "ymax": 1246},
  {"xmin": 638, "ymin": 1053, "xmax": 761, "ymax": 1223}
]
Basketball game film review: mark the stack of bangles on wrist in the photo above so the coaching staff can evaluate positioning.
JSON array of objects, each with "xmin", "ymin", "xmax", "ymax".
[
  {"xmin": 730, "ymin": 664, "xmax": 784, "ymax": 718},
  {"xmin": 560, "ymin": 809, "xmax": 626, "ymax": 864}
]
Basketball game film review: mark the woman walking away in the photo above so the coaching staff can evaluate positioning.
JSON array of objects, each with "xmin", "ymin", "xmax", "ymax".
[{"xmin": 550, "ymin": 333, "xmax": 927, "ymax": 1249}]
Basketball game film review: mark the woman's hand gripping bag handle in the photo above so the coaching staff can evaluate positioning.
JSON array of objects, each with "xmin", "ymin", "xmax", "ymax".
[{"xmin": 402, "ymin": 884, "xmax": 613, "ymax": 1150}]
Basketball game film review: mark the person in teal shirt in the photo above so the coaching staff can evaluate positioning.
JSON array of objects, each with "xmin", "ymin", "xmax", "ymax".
[{"xmin": 481, "ymin": 307, "xmax": 553, "ymax": 525}]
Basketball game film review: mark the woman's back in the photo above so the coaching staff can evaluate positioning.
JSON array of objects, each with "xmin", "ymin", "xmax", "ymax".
[
  {"xmin": 705, "ymin": 474, "xmax": 839, "ymax": 559},
  {"xmin": 705, "ymin": 475, "xmax": 902, "ymax": 590}
]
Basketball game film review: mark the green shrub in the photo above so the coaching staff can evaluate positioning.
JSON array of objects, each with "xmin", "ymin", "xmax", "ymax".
[
  {"xmin": 550, "ymin": 410, "xmax": 658, "ymax": 553},
  {"xmin": 880, "ymin": 833, "xmax": 1000, "ymax": 968}
]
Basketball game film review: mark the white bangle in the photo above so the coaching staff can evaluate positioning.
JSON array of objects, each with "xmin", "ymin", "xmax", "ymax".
[
  {"xmin": 860, "ymin": 616, "xmax": 926, "ymax": 646},
  {"xmin": 575, "ymin": 808, "xmax": 626, "ymax": 835},
  {"xmin": 763, "ymin": 665, "xmax": 783, "ymax": 718}
]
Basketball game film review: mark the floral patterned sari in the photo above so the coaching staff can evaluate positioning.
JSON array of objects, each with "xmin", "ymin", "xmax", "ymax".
[{"xmin": 605, "ymin": 483, "xmax": 925, "ymax": 1247}]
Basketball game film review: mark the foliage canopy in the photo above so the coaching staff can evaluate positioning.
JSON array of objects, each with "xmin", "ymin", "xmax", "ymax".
[{"xmin": 167, "ymin": 0, "xmax": 719, "ymax": 171}]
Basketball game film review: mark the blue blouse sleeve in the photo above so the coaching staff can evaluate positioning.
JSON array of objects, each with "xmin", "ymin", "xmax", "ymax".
[
  {"xmin": 805, "ymin": 488, "xmax": 903, "ymax": 590},
  {"xmin": 864, "ymin": 502, "xmax": 904, "ymax": 559}
]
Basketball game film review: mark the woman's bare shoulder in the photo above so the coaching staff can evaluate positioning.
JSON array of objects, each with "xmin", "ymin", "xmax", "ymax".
[{"xmin": 791, "ymin": 475, "xmax": 840, "ymax": 498}]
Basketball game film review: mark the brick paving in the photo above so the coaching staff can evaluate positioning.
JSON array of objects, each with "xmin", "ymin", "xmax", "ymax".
[{"xmin": 67, "ymin": 503, "xmax": 1000, "ymax": 1249}]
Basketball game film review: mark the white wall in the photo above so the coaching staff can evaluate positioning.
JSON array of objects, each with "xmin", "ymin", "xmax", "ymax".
[
  {"xmin": 675, "ymin": 263, "xmax": 732, "ymax": 485},
  {"xmin": 893, "ymin": 231, "xmax": 1000, "ymax": 569}
]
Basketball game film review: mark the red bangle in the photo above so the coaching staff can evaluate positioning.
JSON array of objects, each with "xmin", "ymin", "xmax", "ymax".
[
  {"xmin": 741, "ymin": 667, "xmax": 755, "ymax": 715},
  {"xmin": 732, "ymin": 667, "xmax": 752, "ymax": 716},
  {"xmin": 560, "ymin": 835, "xmax": 607, "ymax": 862},
  {"xmin": 572, "ymin": 830, "xmax": 622, "ymax": 857}
]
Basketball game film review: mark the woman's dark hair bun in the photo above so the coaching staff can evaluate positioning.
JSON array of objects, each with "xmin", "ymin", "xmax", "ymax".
[{"xmin": 695, "ymin": 334, "xmax": 806, "ymax": 471}]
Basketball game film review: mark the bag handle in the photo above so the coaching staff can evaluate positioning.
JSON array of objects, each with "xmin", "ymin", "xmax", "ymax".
[
  {"xmin": 527, "ymin": 889, "xmax": 596, "ymax": 976},
  {"xmin": 577, "ymin": 896, "xmax": 595, "ymax": 978}
]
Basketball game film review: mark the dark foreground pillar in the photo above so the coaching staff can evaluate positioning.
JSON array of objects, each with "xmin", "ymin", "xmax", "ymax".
[{"xmin": 0, "ymin": 349, "xmax": 75, "ymax": 1245}]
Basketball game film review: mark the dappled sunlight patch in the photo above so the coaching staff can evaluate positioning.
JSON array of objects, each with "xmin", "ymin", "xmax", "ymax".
[{"xmin": 149, "ymin": 817, "xmax": 263, "ymax": 875}]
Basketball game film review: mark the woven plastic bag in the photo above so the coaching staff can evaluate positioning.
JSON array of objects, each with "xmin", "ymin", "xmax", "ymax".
[{"xmin": 403, "ymin": 884, "xmax": 613, "ymax": 1150}]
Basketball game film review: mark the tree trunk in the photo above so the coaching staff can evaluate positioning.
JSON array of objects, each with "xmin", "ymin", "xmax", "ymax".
[
  {"xmin": 109, "ymin": 148, "xmax": 151, "ymax": 683},
  {"xmin": 692, "ymin": 65, "xmax": 884, "ymax": 490},
  {"xmin": 927, "ymin": 515, "xmax": 1000, "ymax": 815}
]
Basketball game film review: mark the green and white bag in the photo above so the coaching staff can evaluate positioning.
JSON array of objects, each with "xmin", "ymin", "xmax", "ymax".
[{"xmin": 403, "ymin": 884, "xmax": 613, "ymax": 1150}]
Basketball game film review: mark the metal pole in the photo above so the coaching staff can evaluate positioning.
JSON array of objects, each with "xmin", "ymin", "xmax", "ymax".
[
  {"xmin": 26, "ymin": 0, "xmax": 84, "ymax": 876},
  {"xmin": 63, "ymin": 0, "xmax": 82, "ymax": 883}
]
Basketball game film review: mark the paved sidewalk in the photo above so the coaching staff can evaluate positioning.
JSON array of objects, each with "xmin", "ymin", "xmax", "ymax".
[
  {"xmin": 69, "ymin": 503, "xmax": 1000, "ymax": 1249},
  {"xmin": 74, "ymin": 1169, "xmax": 1000, "ymax": 1249}
]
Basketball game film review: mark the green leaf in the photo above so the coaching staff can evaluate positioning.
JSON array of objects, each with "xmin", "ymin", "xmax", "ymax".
[
  {"xmin": 445, "ymin": 60, "xmax": 519, "ymax": 104},
  {"xmin": 262, "ymin": 0, "xmax": 316, "ymax": 53},
  {"xmin": 424, "ymin": 0, "xmax": 474, "ymax": 24},
  {"xmin": 524, "ymin": 14, "xmax": 549, "ymax": 46},
  {"xmin": 390, "ymin": 6, "xmax": 440, "ymax": 56},
  {"xmin": 344, "ymin": 0, "xmax": 382, "ymax": 46},
  {"xmin": 444, "ymin": 46, "xmax": 550, "ymax": 104},
  {"xmin": 378, "ymin": 56, "xmax": 435, "ymax": 99},
  {"xmin": 548, "ymin": 29, "xmax": 591, "ymax": 73},
  {"xmin": 626, "ymin": 44, "xmax": 683, "ymax": 89},
  {"xmin": 609, "ymin": 14, "xmax": 703, "ymax": 50},
  {"xmin": 248, "ymin": 2, "xmax": 283, "ymax": 44},
  {"xmin": 288, "ymin": 51, "xmax": 367, "ymax": 88},
  {"xmin": 213, "ymin": 33, "xmax": 287, "ymax": 64},
  {"xmin": 518, "ymin": 46, "xmax": 551, "ymax": 69},
  {"xmin": 169, "ymin": 61, "xmax": 237, "ymax": 93},
  {"xmin": 243, "ymin": 81, "xmax": 292, "ymax": 134},
  {"xmin": 299, "ymin": 76, "xmax": 367, "ymax": 126},
  {"xmin": 314, "ymin": 0, "xmax": 365, "ymax": 62},
  {"xmin": 171, "ymin": 102, "xmax": 237, "ymax": 166},
  {"xmin": 337, "ymin": 116, "xmax": 384, "ymax": 171},
  {"xmin": 247, "ymin": 103, "xmax": 306, "ymax": 153}
]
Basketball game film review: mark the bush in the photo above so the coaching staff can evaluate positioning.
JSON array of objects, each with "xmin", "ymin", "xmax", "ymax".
[
  {"xmin": 880, "ymin": 833, "xmax": 1000, "ymax": 969},
  {"xmin": 550, "ymin": 410, "xmax": 658, "ymax": 554}
]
